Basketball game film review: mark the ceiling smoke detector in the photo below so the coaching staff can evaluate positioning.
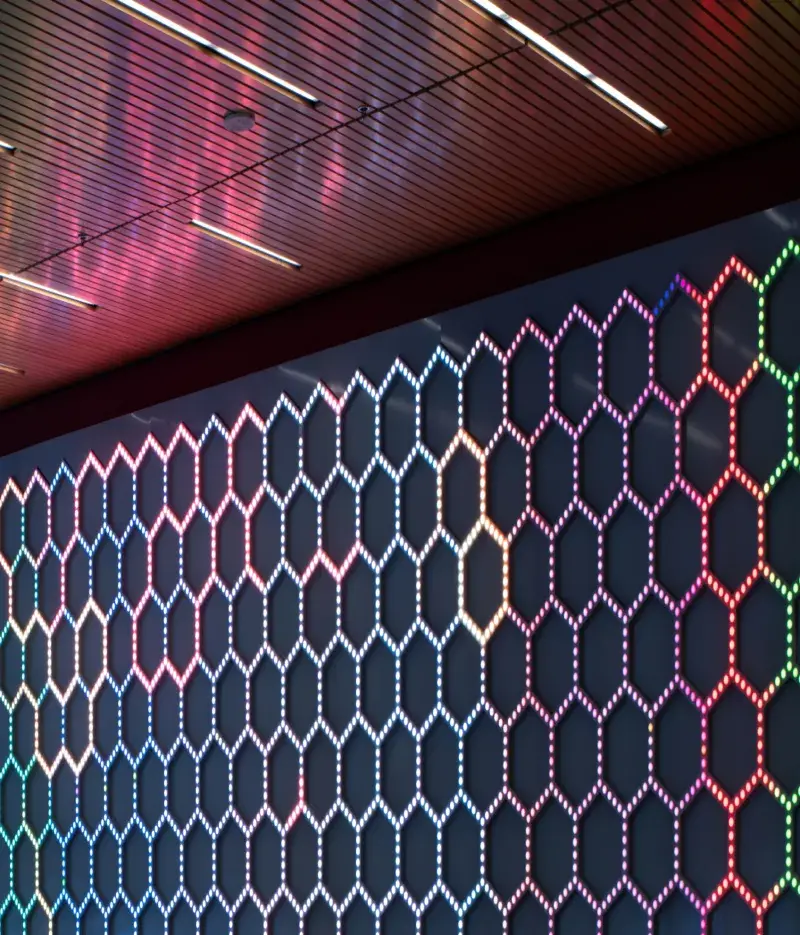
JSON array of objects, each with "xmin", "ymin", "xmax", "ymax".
[{"xmin": 223, "ymin": 109, "xmax": 256, "ymax": 133}]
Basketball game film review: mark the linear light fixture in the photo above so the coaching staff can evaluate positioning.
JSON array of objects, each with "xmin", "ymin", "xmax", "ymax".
[
  {"xmin": 0, "ymin": 273, "xmax": 98, "ymax": 309},
  {"xmin": 101, "ymin": 0, "xmax": 319, "ymax": 107},
  {"xmin": 0, "ymin": 140, "xmax": 16, "ymax": 154},
  {"xmin": 0, "ymin": 363, "xmax": 25, "ymax": 377},
  {"xmin": 461, "ymin": 0, "xmax": 669, "ymax": 135},
  {"xmin": 190, "ymin": 219, "xmax": 302, "ymax": 270}
]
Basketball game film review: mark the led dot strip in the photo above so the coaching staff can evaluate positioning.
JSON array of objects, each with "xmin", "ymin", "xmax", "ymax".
[
  {"xmin": 461, "ymin": 0, "xmax": 669, "ymax": 134},
  {"xmin": 0, "ymin": 241, "xmax": 798, "ymax": 932}
]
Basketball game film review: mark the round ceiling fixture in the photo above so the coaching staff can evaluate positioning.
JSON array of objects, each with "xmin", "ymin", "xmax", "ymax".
[{"xmin": 223, "ymin": 109, "xmax": 256, "ymax": 133}]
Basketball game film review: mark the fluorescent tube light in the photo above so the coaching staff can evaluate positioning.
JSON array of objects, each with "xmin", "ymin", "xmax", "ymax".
[
  {"xmin": 589, "ymin": 78, "xmax": 667, "ymax": 134},
  {"xmin": 190, "ymin": 219, "xmax": 302, "ymax": 270},
  {"xmin": 0, "ymin": 273, "xmax": 98, "ymax": 309},
  {"xmin": 462, "ymin": 0, "xmax": 669, "ymax": 134},
  {"xmin": 0, "ymin": 363, "xmax": 25, "ymax": 377},
  {"xmin": 0, "ymin": 140, "xmax": 17, "ymax": 154},
  {"xmin": 101, "ymin": 0, "xmax": 319, "ymax": 106}
]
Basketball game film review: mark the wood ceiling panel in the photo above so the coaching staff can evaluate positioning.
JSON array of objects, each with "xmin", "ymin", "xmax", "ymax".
[{"xmin": 1, "ymin": 0, "xmax": 798, "ymax": 410}]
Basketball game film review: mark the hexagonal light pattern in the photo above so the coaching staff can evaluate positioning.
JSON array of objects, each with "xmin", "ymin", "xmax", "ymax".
[{"xmin": 1, "ymin": 242, "xmax": 800, "ymax": 932}]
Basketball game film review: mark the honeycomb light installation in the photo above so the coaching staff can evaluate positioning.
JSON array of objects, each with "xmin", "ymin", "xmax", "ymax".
[{"xmin": 0, "ymin": 243, "xmax": 799, "ymax": 932}]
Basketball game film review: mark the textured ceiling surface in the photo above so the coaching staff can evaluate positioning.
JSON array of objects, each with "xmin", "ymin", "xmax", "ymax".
[{"xmin": 0, "ymin": 0, "xmax": 799, "ymax": 408}]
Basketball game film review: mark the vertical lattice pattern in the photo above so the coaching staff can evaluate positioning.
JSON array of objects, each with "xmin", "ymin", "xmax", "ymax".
[{"xmin": 1, "ymin": 244, "xmax": 800, "ymax": 933}]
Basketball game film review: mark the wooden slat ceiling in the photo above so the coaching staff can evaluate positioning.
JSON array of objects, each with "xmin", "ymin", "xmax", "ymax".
[{"xmin": 1, "ymin": 0, "xmax": 799, "ymax": 408}]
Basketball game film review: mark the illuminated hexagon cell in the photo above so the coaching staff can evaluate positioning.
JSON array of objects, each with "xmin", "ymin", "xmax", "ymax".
[
  {"xmin": 603, "ymin": 697, "xmax": 649, "ymax": 803},
  {"xmin": 554, "ymin": 315, "xmax": 599, "ymax": 428},
  {"xmin": 486, "ymin": 432, "xmax": 528, "ymax": 535},
  {"xmin": 736, "ymin": 785, "xmax": 786, "ymax": 899},
  {"xmin": 302, "ymin": 394, "xmax": 337, "ymax": 491},
  {"xmin": 680, "ymin": 587, "xmax": 729, "ymax": 698},
  {"xmin": 580, "ymin": 604, "xmax": 623, "ymax": 710},
  {"xmin": 630, "ymin": 395, "xmax": 677, "ymax": 507},
  {"xmin": 681, "ymin": 382, "xmax": 730, "ymax": 496},
  {"xmin": 767, "ymin": 468, "xmax": 800, "ymax": 586},
  {"xmin": 604, "ymin": 500, "xmax": 650, "ymax": 608},
  {"xmin": 400, "ymin": 455, "xmax": 437, "ymax": 553},
  {"xmin": 709, "ymin": 273, "xmax": 759, "ymax": 389},
  {"xmin": 708, "ymin": 477, "xmax": 759, "ymax": 594},
  {"xmin": 555, "ymin": 511, "xmax": 599, "ymax": 615},
  {"xmin": 555, "ymin": 703, "xmax": 599, "ymax": 807},
  {"xmin": 461, "ymin": 523, "xmax": 508, "ymax": 642},
  {"xmin": 380, "ymin": 371, "xmax": 417, "ymax": 469},
  {"xmin": 681, "ymin": 790, "xmax": 728, "ymax": 899},
  {"xmin": 630, "ymin": 595, "xmax": 676, "ymax": 703},
  {"xmin": 737, "ymin": 369, "xmax": 788, "ymax": 487},
  {"xmin": 655, "ymin": 488, "xmax": 703, "ymax": 601},
  {"xmin": 508, "ymin": 328, "xmax": 551, "ymax": 437},
  {"xmin": 580, "ymin": 409, "xmax": 624, "ymax": 516},
  {"xmin": 766, "ymin": 679, "xmax": 800, "ymax": 795},
  {"xmin": 580, "ymin": 796, "xmax": 623, "ymax": 901},
  {"xmin": 655, "ymin": 290, "xmax": 703, "ymax": 402},
  {"xmin": 709, "ymin": 686, "xmax": 759, "ymax": 796},
  {"xmin": 737, "ymin": 577, "xmax": 787, "ymax": 692},
  {"xmin": 531, "ymin": 609, "xmax": 575, "ymax": 715},
  {"xmin": 603, "ymin": 299, "xmax": 652, "ymax": 415},
  {"xmin": 629, "ymin": 793, "xmax": 675, "ymax": 901},
  {"xmin": 463, "ymin": 344, "xmax": 504, "ymax": 447},
  {"xmin": 441, "ymin": 435, "xmax": 482, "ymax": 544}
]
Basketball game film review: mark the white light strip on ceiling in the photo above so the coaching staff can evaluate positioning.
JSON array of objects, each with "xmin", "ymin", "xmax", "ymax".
[
  {"xmin": 0, "ymin": 273, "xmax": 98, "ymax": 309},
  {"xmin": 190, "ymin": 219, "xmax": 302, "ymax": 270},
  {"xmin": 463, "ymin": 0, "xmax": 669, "ymax": 135},
  {"xmin": 0, "ymin": 140, "xmax": 17, "ymax": 153},
  {"xmin": 0, "ymin": 363, "xmax": 25, "ymax": 377},
  {"xmin": 102, "ymin": 0, "xmax": 319, "ymax": 106},
  {"xmin": 590, "ymin": 78, "xmax": 668, "ymax": 133}
]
